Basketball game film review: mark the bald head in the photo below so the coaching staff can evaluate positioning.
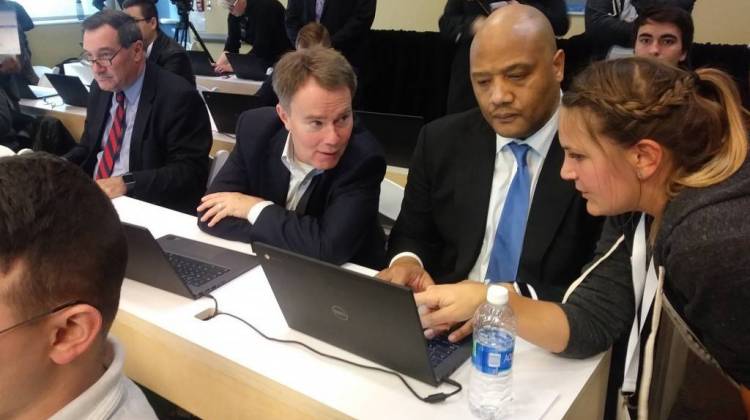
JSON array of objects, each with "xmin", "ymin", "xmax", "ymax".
[
  {"xmin": 469, "ymin": 3, "xmax": 564, "ymax": 139},
  {"xmin": 474, "ymin": 4, "xmax": 557, "ymax": 62}
]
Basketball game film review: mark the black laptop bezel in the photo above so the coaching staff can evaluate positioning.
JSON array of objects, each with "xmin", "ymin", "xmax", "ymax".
[
  {"xmin": 254, "ymin": 241, "xmax": 471, "ymax": 386},
  {"xmin": 45, "ymin": 73, "xmax": 89, "ymax": 107}
]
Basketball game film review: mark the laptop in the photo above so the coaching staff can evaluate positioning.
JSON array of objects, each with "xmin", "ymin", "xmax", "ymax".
[
  {"xmin": 14, "ymin": 80, "xmax": 58, "ymax": 99},
  {"xmin": 187, "ymin": 50, "xmax": 219, "ymax": 76},
  {"xmin": 226, "ymin": 53, "xmax": 270, "ymax": 81},
  {"xmin": 45, "ymin": 73, "xmax": 89, "ymax": 107},
  {"xmin": 123, "ymin": 222, "xmax": 259, "ymax": 299},
  {"xmin": 355, "ymin": 111, "xmax": 424, "ymax": 168},
  {"xmin": 202, "ymin": 91, "xmax": 263, "ymax": 134},
  {"xmin": 254, "ymin": 242, "xmax": 471, "ymax": 386}
]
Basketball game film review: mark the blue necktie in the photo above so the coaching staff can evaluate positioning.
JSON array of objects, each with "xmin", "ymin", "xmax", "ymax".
[
  {"xmin": 486, "ymin": 142, "xmax": 531, "ymax": 282},
  {"xmin": 315, "ymin": 0, "xmax": 325, "ymax": 21}
]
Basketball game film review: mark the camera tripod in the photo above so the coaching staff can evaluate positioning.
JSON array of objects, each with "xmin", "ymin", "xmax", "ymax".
[{"xmin": 172, "ymin": 1, "xmax": 214, "ymax": 63}]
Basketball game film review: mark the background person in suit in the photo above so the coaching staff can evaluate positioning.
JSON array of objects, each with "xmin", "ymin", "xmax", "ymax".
[
  {"xmin": 213, "ymin": 0, "xmax": 292, "ymax": 74},
  {"xmin": 439, "ymin": 0, "xmax": 569, "ymax": 115},
  {"xmin": 380, "ymin": 4, "xmax": 603, "ymax": 301},
  {"xmin": 284, "ymin": 0, "xmax": 376, "ymax": 69},
  {"xmin": 65, "ymin": 10, "xmax": 211, "ymax": 214},
  {"xmin": 198, "ymin": 47, "xmax": 386, "ymax": 269},
  {"xmin": 0, "ymin": 154, "xmax": 156, "ymax": 419},
  {"xmin": 122, "ymin": 0, "xmax": 195, "ymax": 86},
  {"xmin": 255, "ymin": 22, "xmax": 332, "ymax": 107}
]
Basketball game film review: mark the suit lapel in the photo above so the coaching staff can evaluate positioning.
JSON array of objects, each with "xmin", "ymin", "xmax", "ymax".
[
  {"xmin": 521, "ymin": 135, "xmax": 576, "ymax": 267},
  {"xmin": 295, "ymin": 174, "xmax": 320, "ymax": 215},
  {"xmin": 455, "ymin": 113, "xmax": 496, "ymax": 261},
  {"xmin": 128, "ymin": 64, "xmax": 155, "ymax": 170},
  {"xmin": 91, "ymin": 87, "xmax": 112, "ymax": 153},
  {"xmin": 266, "ymin": 130, "xmax": 291, "ymax": 205}
]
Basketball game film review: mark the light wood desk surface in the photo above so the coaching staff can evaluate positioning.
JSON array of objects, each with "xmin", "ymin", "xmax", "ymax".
[{"xmin": 111, "ymin": 197, "xmax": 609, "ymax": 420}]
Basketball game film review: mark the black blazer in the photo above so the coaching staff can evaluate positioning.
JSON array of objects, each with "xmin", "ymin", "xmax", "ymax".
[
  {"xmin": 198, "ymin": 107, "xmax": 387, "ymax": 269},
  {"xmin": 225, "ymin": 0, "xmax": 291, "ymax": 65},
  {"xmin": 148, "ymin": 29, "xmax": 195, "ymax": 87},
  {"xmin": 285, "ymin": 0, "xmax": 376, "ymax": 66},
  {"xmin": 387, "ymin": 108, "xmax": 604, "ymax": 300},
  {"xmin": 65, "ymin": 62, "xmax": 212, "ymax": 214}
]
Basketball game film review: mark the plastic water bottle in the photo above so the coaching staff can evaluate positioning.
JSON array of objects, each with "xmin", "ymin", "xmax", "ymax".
[{"xmin": 468, "ymin": 285, "xmax": 517, "ymax": 419}]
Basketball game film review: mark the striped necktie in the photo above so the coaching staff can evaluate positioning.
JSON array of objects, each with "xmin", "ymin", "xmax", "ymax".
[{"xmin": 95, "ymin": 91, "xmax": 126, "ymax": 180}]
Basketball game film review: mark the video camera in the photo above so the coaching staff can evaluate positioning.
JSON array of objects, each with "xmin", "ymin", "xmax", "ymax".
[{"xmin": 170, "ymin": 0, "xmax": 193, "ymax": 16}]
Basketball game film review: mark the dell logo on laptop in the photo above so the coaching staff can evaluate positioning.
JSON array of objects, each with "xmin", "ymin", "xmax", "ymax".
[{"xmin": 331, "ymin": 305, "xmax": 349, "ymax": 321}]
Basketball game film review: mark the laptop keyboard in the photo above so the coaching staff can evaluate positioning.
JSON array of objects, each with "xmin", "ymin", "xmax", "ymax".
[
  {"xmin": 427, "ymin": 335, "xmax": 462, "ymax": 367},
  {"xmin": 165, "ymin": 252, "xmax": 230, "ymax": 289}
]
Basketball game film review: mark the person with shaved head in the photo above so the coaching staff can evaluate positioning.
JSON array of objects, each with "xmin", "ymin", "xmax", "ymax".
[{"xmin": 380, "ymin": 4, "xmax": 602, "ymax": 302}]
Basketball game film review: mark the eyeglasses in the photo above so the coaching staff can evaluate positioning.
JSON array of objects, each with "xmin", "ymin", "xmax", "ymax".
[
  {"xmin": 0, "ymin": 300, "xmax": 87, "ymax": 336},
  {"xmin": 80, "ymin": 48, "xmax": 123, "ymax": 67}
]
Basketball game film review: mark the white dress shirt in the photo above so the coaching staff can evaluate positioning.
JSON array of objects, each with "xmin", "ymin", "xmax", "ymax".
[
  {"xmin": 248, "ymin": 133, "xmax": 323, "ymax": 223},
  {"xmin": 391, "ymin": 105, "xmax": 560, "ymax": 283},
  {"xmin": 50, "ymin": 337, "xmax": 157, "ymax": 420},
  {"xmin": 95, "ymin": 68, "xmax": 146, "ymax": 178}
]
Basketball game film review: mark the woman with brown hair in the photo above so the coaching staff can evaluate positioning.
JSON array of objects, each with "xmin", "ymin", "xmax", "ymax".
[{"xmin": 397, "ymin": 57, "xmax": 750, "ymax": 418}]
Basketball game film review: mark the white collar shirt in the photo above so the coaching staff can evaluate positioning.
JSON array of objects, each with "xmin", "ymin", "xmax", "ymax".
[{"xmin": 50, "ymin": 336, "xmax": 157, "ymax": 420}]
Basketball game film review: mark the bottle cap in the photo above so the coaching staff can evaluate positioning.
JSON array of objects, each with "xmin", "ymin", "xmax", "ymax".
[{"xmin": 487, "ymin": 284, "xmax": 509, "ymax": 305}]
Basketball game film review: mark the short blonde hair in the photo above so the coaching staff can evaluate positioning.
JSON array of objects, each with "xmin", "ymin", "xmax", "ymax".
[{"xmin": 272, "ymin": 46, "xmax": 356, "ymax": 110}]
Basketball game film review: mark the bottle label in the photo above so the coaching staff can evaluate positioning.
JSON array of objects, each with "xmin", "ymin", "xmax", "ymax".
[{"xmin": 472, "ymin": 339, "xmax": 514, "ymax": 375}]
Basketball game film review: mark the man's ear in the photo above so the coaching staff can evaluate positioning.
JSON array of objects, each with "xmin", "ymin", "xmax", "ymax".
[
  {"xmin": 276, "ymin": 103, "xmax": 292, "ymax": 131},
  {"xmin": 46, "ymin": 304, "xmax": 103, "ymax": 365},
  {"xmin": 629, "ymin": 139, "xmax": 665, "ymax": 180},
  {"xmin": 552, "ymin": 49, "xmax": 565, "ymax": 83}
]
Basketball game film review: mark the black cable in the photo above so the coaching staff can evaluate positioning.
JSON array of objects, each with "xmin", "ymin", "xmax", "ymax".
[{"xmin": 201, "ymin": 294, "xmax": 463, "ymax": 403}]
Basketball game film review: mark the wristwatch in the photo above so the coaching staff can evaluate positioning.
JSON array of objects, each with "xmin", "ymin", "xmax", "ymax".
[{"xmin": 122, "ymin": 172, "xmax": 136, "ymax": 194}]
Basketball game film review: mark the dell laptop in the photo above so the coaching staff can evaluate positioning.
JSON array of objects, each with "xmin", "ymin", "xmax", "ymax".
[
  {"xmin": 355, "ymin": 110, "xmax": 424, "ymax": 168},
  {"xmin": 123, "ymin": 222, "xmax": 259, "ymax": 299},
  {"xmin": 226, "ymin": 53, "xmax": 270, "ymax": 81},
  {"xmin": 254, "ymin": 242, "xmax": 471, "ymax": 386},
  {"xmin": 45, "ymin": 73, "xmax": 89, "ymax": 107},
  {"xmin": 187, "ymin": 50, "xmax": 218, "ymax": 77},
  {"xmin": 202, "ymin": 91, "xmax": 263, "ymax": 134}
]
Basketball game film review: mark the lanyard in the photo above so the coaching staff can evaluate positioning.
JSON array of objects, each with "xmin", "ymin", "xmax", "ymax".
[{"xmin": 622, "ymin": 214, "xmax": 659, "ymax": 393}]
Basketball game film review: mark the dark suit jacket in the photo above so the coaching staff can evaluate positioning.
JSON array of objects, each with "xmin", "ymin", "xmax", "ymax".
[
  {"xmin": 65, "ymin": 62, "xmax": 211, "ymax": 214},
  {"xmin": 198, "ymin": 107, "xmax": 387, "ymax": 269},
  {"xmin": 148, "ymin": 29, "xmax": 195, "ymax": 87},
  {"xmin": 440, "ymin": 0, "xmax": 569, "ymax": 114},
  {"xmin": 387, "ymin": 108, "xmax": 604, "ymax": 300},
  {"xmin": 285, "ymin": 0, "xmax": 376, "ymax": 66},
  {"xmin": 225, "ymin": 0, "xmax": 292, "ymax": 65}
]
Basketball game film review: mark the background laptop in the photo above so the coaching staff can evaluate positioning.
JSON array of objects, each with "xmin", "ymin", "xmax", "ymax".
[
  {"xmin": 13, "ymin": 78, "xmax": 58, "ymax": 99},
  {"xmin": 255, "ymin": 242, "xmax": 471, "ymax": 386},
  {"xmin": 123, "ymin": 222, "xmax": 259, "ymax": 299},
  {"xmin": 355, "ymin": 110, "xmax": 424, "ymax": 168},
  {"xmin": 45, "ymin": 73, "xmax": 89, "ymax": 107},
  {"xmin": 202, "ymin": 91, "xmax": 263, "ymax": 134},
  {"xmin": 226, "ymin": 53, "xmax": 269, "ymax": 81},
  {"xmin": 187, "ymin": 50, "xmax": 218, "ymax": 76}
]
